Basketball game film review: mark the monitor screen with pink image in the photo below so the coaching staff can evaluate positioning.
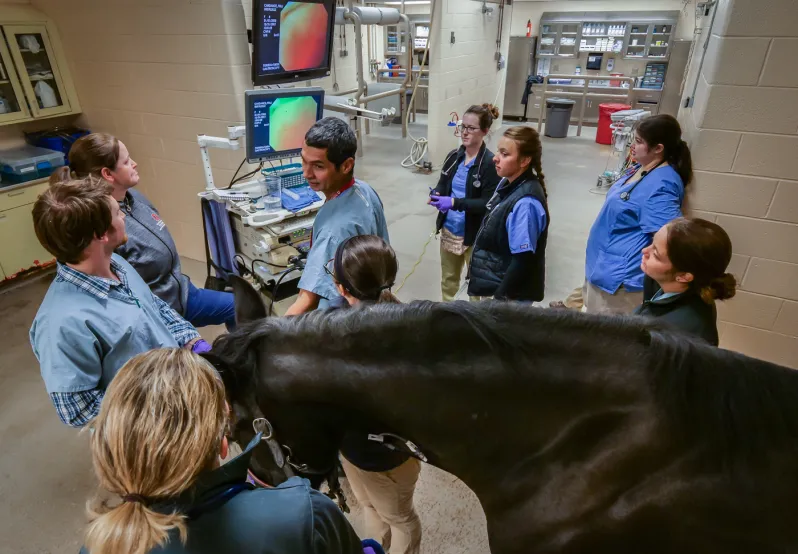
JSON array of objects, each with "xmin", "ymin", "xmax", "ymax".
[
  {"xmin": 252, "ymin": 0, "xmax": 336, "ymax": 86},
  {"xmin": 245, "ymin": 87, "xmax": 325, "ymax": 163}
]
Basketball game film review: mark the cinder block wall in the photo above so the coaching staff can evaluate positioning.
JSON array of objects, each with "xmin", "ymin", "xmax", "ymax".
[
  {"xmin": 680, "ymin": 0, "xmax": 798, "ymax": 367},
  {"xmin": 30, "ymin": 0, "xmax": 251, "ymax": 261},
  {"xmin": 427, "ymin": 0, "xmax": 513, "ymax": 160}
]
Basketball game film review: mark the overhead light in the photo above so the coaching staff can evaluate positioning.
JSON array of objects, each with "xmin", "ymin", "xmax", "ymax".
[{"xmin": 384, "ymin": 1, "xmax": 431, "ymax": 4}]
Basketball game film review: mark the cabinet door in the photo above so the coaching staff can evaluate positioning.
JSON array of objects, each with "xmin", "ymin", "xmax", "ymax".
[
  {"xmin": 0, "ymin": 204, "xmax": 54, "ymax": 279},
  {"xmin": 3, "ymin": 25, "xmax": 71, "ymax": 118},
  {"xmin": 0, "ymin": 32, "xmax": 30, "ymax": 125}
]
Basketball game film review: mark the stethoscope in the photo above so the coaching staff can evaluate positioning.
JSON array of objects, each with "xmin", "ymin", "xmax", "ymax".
[
  {"xmin": 441, "ymin": 146, "xmax": 487, "ymax": 188},
  {"xmin": 619, "ymin": 160, "xmax": 665, "ymax": 201}
]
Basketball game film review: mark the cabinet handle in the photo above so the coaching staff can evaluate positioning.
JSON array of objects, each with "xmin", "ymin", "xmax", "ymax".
[{"xmin": 6, "ymin": 191, "xmax": 25, "ymax": 197}]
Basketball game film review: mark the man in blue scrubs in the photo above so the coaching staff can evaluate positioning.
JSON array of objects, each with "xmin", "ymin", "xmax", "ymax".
[
  {"xmin": 29, "ymin": 178, "xmax": 207, "ymax": 427},
  {"xmin": 285, "ymin": 117, "xmax": 389, "ymax": 315}
]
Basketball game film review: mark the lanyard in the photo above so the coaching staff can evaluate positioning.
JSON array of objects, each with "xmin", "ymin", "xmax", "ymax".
[
  {"xmin": 330, "ymin": 178, "xmax": 355, "ymax": 201},
  {"xmin": 619, "ymin": 160, "xmax": 665, "ymax": 201}
]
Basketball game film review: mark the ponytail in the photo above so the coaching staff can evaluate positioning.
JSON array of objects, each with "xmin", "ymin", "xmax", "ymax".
[
  {"xmin": 85, "ymin": 499, "xmax": 187, "ymax": 554},
  {"xmin": 86, "ymin": 349, "xmax": 228, "ymax": 554},
  {"xmin": 377, "ymin": 288, "xmax": 401, "ymax": 304},
  {"xmin": 700, "ymin": 273, "xmax": 737, "ymax": 303},
  {"xmin": 49, "ymin": 165, "xmax": 74, "ymax": 186},
  {"xmin": 670, "ymin": 139, "xmax": 693, "ymax": 188},
  {"xmin": 636, "ymin": 115, "xmax": 694, "ymax": 189},
  {"xmin": 533, "ymin": 160, "xmax": 548, "ymax": 199}
]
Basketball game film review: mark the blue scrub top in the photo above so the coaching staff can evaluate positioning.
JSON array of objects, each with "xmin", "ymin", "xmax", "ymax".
[
  {"xmin": 507, "ymin": 197, "xmax": 547, "ymax": 254},
  {"xmin": 442, "ymin": 158, "xmax": 474, "ymax": 237},
  {"xmin": 298, "ymin": 180, "xmax": 389, "ymax": 308},
  {"xmin": 585, "ymin": 164, "xmax": 684, "ymax": 294}
]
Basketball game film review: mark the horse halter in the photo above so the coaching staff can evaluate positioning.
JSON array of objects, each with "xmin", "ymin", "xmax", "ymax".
[{"xmin": 250, "ymin": 417, "xmax": 350, "ymax": 513}]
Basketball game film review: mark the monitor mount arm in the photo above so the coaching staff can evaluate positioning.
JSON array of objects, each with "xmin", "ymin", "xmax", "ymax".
[{"xmin": 197, "ymin": 125, "xmax": 246, "ymax": 191}]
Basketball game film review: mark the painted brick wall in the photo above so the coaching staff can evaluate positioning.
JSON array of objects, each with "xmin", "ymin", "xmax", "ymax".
[
  {"xmin": 29, "ymin": 0, "xmax": 250, "ymax": 262},
  {"xmin": 427, "ymin": 0, "xmax": 513, "ymax": 160},
  {"xmin": 680, "ymin": 0, "xmax": 798, "ymax": 368}
]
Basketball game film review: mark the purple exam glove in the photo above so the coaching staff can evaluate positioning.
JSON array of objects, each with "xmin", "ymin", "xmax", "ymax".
[
  {"xmin": 430, "ymin": 195, "xmax": 454, "ymax": 213},
  {"xmin": 191, "ymin": 339, "xmax": 212, "ymax": 354}
]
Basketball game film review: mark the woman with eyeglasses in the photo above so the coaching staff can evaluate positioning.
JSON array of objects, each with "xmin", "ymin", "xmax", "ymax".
[
  {"xmin": 428, "ymin": 104, "xmax": 501, "ymax": 301},
  {"xmin": 323, "ymin": 235, "xmax": 422, "ymax": 554}
]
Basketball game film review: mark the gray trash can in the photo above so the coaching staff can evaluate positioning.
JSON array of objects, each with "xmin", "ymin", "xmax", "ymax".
[{"xmin": 544, "ymin": 98, "xmax": 576, "ymax": 138}]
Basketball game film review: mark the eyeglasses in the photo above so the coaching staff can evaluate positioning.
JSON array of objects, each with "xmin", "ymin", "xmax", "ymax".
[
  {"xmin": 460, "ymin": 125, "xmax": 481, "ymax": 134},
  {"xmin": 324, "ymin": 259, "xmax": 337, "ymax": 282}
]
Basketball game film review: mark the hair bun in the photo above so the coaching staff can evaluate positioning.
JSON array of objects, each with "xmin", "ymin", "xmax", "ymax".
[
  {"xmin": 704, "ymin": 273, "xmax": 737, "ymax": 302},
  {"xmin": 482, "ymin": 103, "xmax": 500, "ymax": 120}
]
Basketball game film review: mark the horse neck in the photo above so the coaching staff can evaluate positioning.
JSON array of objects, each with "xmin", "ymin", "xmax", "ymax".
[{"xmin": 267, "ymin": 342, "xmax": 654, "ymax": 503}]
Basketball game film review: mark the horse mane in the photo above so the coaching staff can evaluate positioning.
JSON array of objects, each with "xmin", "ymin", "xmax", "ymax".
[
  {"xmin": 646, "ymin": 330, "xmax": 798, "ymax": 468},
  {"xmin": 211, "ymin": 301, "xmax": 798, "ymax": 468}
]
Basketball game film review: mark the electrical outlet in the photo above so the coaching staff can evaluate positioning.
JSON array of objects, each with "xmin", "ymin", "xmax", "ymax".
[
  {"xmin": 552, "ymin": 63, "xmax": 560, "ymax": 72},
  {"xmin": 631, "ymin": 67, "xmax": 639, "ymax": 76}
]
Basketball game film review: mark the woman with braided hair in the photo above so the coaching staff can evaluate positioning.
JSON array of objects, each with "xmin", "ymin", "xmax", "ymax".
[{"xmin": 467, "ymin": 126, "xmax": 550, "ymax": 301}]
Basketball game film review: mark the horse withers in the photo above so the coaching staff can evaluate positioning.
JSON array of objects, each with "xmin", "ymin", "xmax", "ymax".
[{"xmin": 206, "ymin": 278, "xmax": 798, "ymax": 554}]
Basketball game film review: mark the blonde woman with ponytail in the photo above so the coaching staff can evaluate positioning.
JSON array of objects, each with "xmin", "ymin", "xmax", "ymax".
[
  {"xmin": 82, "ymin": 348, "xmax": 361, "ymax": 554},
  {"xmin": 467, "ymin": 126, "xmax": 550, "ymax": 302},
  {"xmin": 635, "ymin": 218, "xmax": 736, "ymax": 346}
]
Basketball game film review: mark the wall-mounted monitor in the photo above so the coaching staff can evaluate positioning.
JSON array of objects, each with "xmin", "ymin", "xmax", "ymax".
[
  {"xmin": 245, "ymin": 87, "xmax": 326, "ymax": 163},
  {"xmin": 252, "ymin": 0, "xmax": 337, "ymax": 86}
]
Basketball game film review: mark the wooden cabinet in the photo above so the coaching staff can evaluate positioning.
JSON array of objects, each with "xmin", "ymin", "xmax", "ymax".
[
  {"xmin": 0, "ymin": 180, "xmax": 52, "ymax": 280},
  {"xmin": 0, "ymin": 6, "xmax": 81, "ymax": 126}
]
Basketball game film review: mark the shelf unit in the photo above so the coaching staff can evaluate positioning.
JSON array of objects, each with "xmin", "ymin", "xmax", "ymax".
[{"xmin": 538, "ymin": 10, "xmax": 679, "ymax": 62}]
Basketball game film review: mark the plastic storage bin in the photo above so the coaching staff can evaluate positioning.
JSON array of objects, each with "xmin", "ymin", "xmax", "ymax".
[
  {"xmin": 25, "ymin": 127, "xmax": 90, "ymax": 156},
  {"xmin": 0, "ymin": 145, "xmax": 66, "ymax": 186}
]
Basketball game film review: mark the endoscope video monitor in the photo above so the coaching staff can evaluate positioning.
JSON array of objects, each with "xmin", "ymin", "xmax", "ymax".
[
  {"xmin": 252, "ymin": 0, "xmax": 336, "ymax": 86},
  {"xmin": 245, "ymin": 87, "xmax": 325, "ymax": 163}
]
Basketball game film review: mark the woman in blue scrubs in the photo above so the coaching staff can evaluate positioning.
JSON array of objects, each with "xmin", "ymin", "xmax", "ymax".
[
  {"xmin": 583, "ymin": 114, "xmax": 693, "ymax": 314},
  {"xmin": 467, "ymin": 126, "xmax": 549, "ymax": 301}
]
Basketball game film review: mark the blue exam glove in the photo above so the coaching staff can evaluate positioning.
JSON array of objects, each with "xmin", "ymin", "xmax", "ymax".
[{"xmin": 429, "ymin": 195, "xmax": 454, "ymax": 213}]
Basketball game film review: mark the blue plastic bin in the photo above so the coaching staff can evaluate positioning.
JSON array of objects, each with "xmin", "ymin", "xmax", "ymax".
[
  {"xmin": 25, "ymin": 127, "xmax": 90, "ymax": 156},
  {"xmin": 0, "ymin": 145, "xmax": 66, "ymax": 186}
]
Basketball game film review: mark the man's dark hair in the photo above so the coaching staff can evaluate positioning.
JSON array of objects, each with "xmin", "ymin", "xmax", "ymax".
[{"xmin": 304, "ymin": 117, "xmax": 357, "ymax": 171}]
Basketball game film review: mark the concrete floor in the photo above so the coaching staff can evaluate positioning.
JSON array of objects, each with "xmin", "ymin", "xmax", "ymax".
[{"xmin": 0, "ymin": 122, "xmax": 610, "ymax": 554}]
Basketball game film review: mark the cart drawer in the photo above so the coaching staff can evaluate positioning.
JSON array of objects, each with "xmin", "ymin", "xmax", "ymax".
[{"xmin": 0, "ymin": 181, "xmax": 48, "ymax": 212}]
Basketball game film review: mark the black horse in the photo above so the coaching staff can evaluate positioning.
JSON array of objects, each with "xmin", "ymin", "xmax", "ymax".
[{"xmin": 209, "ymin": 282, "xmax": 798, "ymax": 554}]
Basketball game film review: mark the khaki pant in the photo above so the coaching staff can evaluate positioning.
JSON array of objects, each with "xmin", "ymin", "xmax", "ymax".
[
  {"xmin": 341, "ymin": 456, "xmax": 422, "ymax": 554},
  {"xmin": 440, "ymin": 243, "xmax": 472, "ymax": 302},
  {"xmin": 563, "ymin": 286, "xmax": 584, "ymax": 310},
  {"xmin": 583, "ymin": 280, "xmax": 643, "ymax": 315}
]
